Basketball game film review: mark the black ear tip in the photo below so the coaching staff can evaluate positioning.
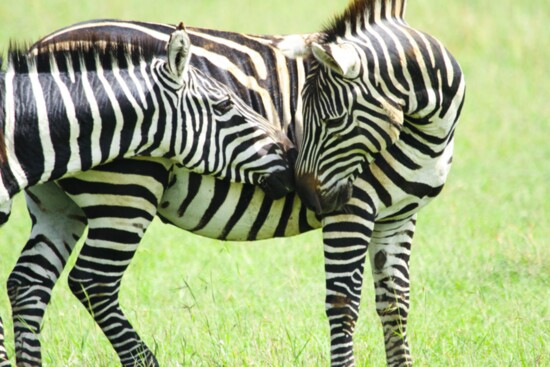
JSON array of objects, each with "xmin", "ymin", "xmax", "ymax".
[{"xmin": 177, "ymin": 22, "xmax": 186, "ymax": 31}]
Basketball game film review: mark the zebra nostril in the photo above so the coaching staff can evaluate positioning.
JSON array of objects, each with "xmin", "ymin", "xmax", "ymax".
[{"xmin": 295, "ymin": 173, "xmax": 322, "ymax": 214}]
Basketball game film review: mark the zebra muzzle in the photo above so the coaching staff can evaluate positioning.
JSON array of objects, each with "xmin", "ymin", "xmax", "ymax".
[
  {"xmin": 260, "ymin": 169, "xmax": 295, "ymax": 200},
  {"xmin": 295, "ymin": 173, "xmax": 323, "ymax": 215},
  {"xmin": 295, "ymin": 174, "xmax": 353, "ymax": 215}
]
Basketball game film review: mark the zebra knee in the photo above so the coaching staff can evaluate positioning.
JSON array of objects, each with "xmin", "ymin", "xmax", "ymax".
[
  {"xmin": 7, "ymin": 271, "xmax": 52, "ymax": 318},
  {"xmin": 67, "ymin": 265, "xmax": 120, "ymax": 310},
  {"xmin": 67, "ymin": 266, "xmax": 97, "ymax": 304}
]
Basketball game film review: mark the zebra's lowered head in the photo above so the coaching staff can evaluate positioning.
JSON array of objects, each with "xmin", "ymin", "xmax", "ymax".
[
  {"xmin": 295, "ymin": 0, "xmax": 464, "ymax": 215},
  {"xmin": 294, "ymin": 1, "xmax": 406, "ymax": 215},
  {"xmin": 156, "ymin": 23, "xmax": 296, "ymax": 199}
]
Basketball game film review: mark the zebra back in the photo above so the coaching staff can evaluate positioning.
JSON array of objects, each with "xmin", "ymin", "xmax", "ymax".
[{"xmin": 31, "ymin": 19, "xmax": 309, "ymax": 145}]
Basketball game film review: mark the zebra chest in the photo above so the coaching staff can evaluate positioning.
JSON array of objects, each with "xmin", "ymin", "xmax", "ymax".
[
  {"xmin": 157, "ymin": 169, "xmax": 317, "ymax": 241},
  {"xmin": 354, "ymin": 137, "xmax": 456, "ymax": 221}
]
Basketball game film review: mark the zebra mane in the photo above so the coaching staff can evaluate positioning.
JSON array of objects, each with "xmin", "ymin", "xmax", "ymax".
[
  {"xmin": 4, "ymin": 35, "xmax": 166, "ymax": 74},
  {"xmin": 322, "ymin": 0, "xmax": 407, "ymax": 42}
]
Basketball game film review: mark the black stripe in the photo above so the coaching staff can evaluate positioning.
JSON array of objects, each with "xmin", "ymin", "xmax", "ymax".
[
  {"xmin": 192, "ymin": 177, "xmax": 230, "ymax": 231},
  {"xmin": 247, "ymin": 192, "xmax": 274, "ymax": 240},
  {"xmin": 274, "ymin": 194, "xmax": 296, "ymax": 237},
  {"xmin": 59, "ymin": 178, "xmax": 160, "ymax": 204},
  {"xmin": 177, "ymin": 173, "xmax": 202, "ymax": 217},
  {"xmin": 221, "ymin": 183, "xmax": 256, "ymax": 239}
]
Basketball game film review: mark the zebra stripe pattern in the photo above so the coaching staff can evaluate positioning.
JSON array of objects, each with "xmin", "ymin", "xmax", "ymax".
[
  {"xmin": 0, "ymin": 26, "xmax": 293, "ymax": 214},
  {"xmin": 4, "ymin": 1, "xmax": 465, "ymax": 366},
  {"xmin": 0, "ymin": 25, "xmax": 296, "ymax": 366},
  {"xmin": 295, "ymin": 0, "xmax": 465, "ymax": 365}
]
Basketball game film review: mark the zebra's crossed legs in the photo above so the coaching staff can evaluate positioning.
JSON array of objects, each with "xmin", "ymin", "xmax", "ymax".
[{"xmin": 8, "ymin": 159, "xmax": 172, "ymax": 367}]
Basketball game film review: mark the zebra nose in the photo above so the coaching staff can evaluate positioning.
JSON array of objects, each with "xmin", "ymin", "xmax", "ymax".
[
  {"xmin": 295, "ymin": 173, "xmax": 322, "ymax": 214},
  {"xmin": 261, "ymin": 169, "xmax": 295, "ymax": 199}
]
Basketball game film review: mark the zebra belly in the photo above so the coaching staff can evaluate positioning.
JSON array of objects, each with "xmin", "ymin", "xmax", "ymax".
[{"xmin": 157, "ymin": 169, "xmax": 320, "ymax": 241}]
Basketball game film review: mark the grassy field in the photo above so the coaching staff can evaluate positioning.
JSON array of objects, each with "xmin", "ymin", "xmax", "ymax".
[{"xmin": 0, "ymin": 0, "xmax": 548, "ymax": 366}]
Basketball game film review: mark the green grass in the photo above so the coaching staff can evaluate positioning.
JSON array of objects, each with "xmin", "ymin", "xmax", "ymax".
[{"xmin": 0, "ymin": 0, "xmax": 549, "ymax": 365}]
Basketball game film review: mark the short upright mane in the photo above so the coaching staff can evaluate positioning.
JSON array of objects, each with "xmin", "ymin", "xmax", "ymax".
[
  {"xmin": 322, "ymin": 0, "xmax": 407, "ymax": 42},
  {"xmin": 4, "ymin": 35, "xmax": 166, "ymax": 74}
]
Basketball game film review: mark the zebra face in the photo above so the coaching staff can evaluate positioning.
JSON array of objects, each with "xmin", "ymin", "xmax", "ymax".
[
  {"xmin": 295, "ymin": 41, "xmax": 403, "ymax": 214},
  {"xmin": 177, "ymin": 67, "xmax": 296, "ymax": 199}
]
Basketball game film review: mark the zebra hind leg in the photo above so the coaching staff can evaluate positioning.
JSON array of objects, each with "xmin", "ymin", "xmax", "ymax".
[
  {"xmin": 369, "ymin": 216, "xmax": 416, "ymax": 367},
  {"xmin": 7, "ymin": 184, "xmax": 86, "ymax": 367},
  {"xmin": 0, "ymin": 318, "xmax": 10, "ymax": 367},
  {"xmin": 60, "ymin": 159, "xmax": 170, "ymax": 367},
  {"xmin": 1, "ymin": 201, "xmax": 13, "ymax": 365}
]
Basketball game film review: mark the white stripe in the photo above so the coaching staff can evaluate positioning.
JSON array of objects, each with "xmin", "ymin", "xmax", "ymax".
[
  {"xmin": 1, "ymin": 69, "xmax": 25, "ymax": 201},
  {"xmin": 112, "ymin": 56, "xmax": 145, "ymax": 154},
  {"xmin": 28, "ymin": 61, "xmax": 56, "ymax": 183},
  {"xmin": 273, "ymin": 49, "xmax": 291, "ymax": 131},
  {"xmin": 181, "ymin": 82, "xmax": 207, "ymax": 170},
  {"xmin": 78, "ymin": 56, "xmax": 103, "ymax": 165},
  {"xmin": 50, "ymin": 55, "xmax": 81, "ymax": 173},
  {"xmin": 95, "ymin": 53, "xmax": 123, "ymax": 160},
  {"xmin": 294, "ymin": 59, "xmax": 306, "ymax": 151},
  {"xmin": 137, "ymin": 60, "xmax": 160, "ymax": 154}
]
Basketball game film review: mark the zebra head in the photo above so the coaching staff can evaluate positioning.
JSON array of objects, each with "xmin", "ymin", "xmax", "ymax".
[
  {"xmin": 162, "ymin": 25, "xmax": 295, "ymax": 199},
  {"xmin": 295, "ymin": 42, "xmax": 404, "ymax": 214},
  {"xmin": 294, "ymin": 0, "xmax": 410, "ymax": 214}
]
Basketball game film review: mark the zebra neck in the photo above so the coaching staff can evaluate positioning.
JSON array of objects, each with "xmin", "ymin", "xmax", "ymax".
[
  {"xmin": 187, "ymin": 29, "xmax": 308, "ymax": 147},
  {"xmin": 0, "ymin": 64, "xmax": 172, "ymax": 203}
]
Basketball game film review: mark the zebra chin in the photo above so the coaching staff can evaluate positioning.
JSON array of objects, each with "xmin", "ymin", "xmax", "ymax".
[
  {"xmin": 319, "ymin": 182, "xmax": 353, "ymax": 214},
  {"xmin": 295, "ymin": 174, "xmax": 353, "ymax": 215}
]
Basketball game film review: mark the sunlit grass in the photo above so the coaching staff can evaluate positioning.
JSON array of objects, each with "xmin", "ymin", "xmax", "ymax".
[{"xmin": 0, "ymin": 0, "xmax": 548, "ymax": 365}]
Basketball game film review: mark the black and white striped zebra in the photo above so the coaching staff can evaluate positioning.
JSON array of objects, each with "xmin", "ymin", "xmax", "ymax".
[
  {"xmin": 4, "ymin": 1, "xmax": 466, "ymax": 366},
  {"xmin": 294, "ymin": 1, "xmax": 465, "ymax": 366},
  {"xmin": 0, "ymin": 25, "xmax": 296, "ymax": 366},
  {"xmin": 0, "ymin": 24, "xmax": 293, "ymax": 217}
]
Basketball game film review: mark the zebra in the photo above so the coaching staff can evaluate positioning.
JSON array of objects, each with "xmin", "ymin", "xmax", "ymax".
[
  {"xmin": 4, "ymin": 1, "xmax": 466, "ymax": 366},
  {"xmin": 0, "ymin": 24, "xmax": 296, "ymax": 366},
  {"xmin": 294, "ymin": 1, "xmax": 466, "ymax": 366}
]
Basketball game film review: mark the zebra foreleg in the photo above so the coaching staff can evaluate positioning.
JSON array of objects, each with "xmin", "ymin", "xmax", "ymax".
[
  {"xmin": 322, "ymin": 208, "xmax": 375, "ymax": 367},
  {"xmin": 7, "ymin": 184, "xmax": 86, "ymax": 367},
  {"xmin": 369, "ymin": 216, "xmax": 416, "ymax": 367}
]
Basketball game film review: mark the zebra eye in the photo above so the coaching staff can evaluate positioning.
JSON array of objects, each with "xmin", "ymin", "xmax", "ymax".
[{"xmin": 213, "ymin": 96, "xmax": 234, "ymax": 116}]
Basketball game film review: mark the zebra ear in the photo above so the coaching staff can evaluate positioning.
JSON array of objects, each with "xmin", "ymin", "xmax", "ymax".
[
  {"xmin": 311, "ymin": 42, "xmax": 361, "ymax": 79},
  {"xmin": 276, "ymin": 33, "xmax": 322, "ymax": 59},
  {"xmin": 166, "ymin": 22, "xmax": 192, "ymax": 80}
]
